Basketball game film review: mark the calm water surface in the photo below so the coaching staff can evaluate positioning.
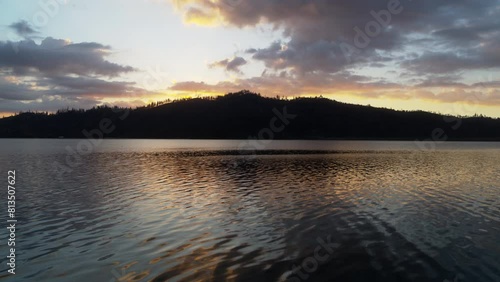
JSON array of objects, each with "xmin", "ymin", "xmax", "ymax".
[{"xmin": 0, "ymin": 140, "xmax": 499, "ymax": 282}]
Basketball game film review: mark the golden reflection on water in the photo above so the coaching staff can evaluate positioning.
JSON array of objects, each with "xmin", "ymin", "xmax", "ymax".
[
  {"xmin": 87, "ymin": 149, "xmax": 500, "ymax": 282},
  {"xmin": 3, "ymin": 140, "xmax": 500, "ymax": 281}
]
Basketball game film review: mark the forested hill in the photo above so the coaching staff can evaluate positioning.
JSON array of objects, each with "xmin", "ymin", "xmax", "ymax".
[{"xmin": 1, "ymin": 91, "xmax": 499, "ymax": 140}]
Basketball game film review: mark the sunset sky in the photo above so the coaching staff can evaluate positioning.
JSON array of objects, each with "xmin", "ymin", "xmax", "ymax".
[{"xmin": 0, "ymin": 0, "xmax": 499, "ymax": 117}]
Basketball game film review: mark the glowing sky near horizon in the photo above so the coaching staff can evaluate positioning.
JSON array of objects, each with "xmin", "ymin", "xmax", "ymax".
[{"xmin": 0, "ymin": 0, "xmax": 499, "ymax": 117}]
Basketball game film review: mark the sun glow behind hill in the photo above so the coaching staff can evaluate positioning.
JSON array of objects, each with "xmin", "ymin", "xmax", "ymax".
[{"xmin": 0, "ymin": 0, "xmax": 499, "ymax": 118}]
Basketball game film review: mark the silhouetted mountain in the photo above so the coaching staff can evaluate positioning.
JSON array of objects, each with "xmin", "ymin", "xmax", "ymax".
[{"xmin": 1, "ymin": 90, "xmax": 499, "ymax": 140}]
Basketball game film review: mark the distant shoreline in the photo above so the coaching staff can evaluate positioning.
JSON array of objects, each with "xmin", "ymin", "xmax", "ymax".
[
  {"xmin": 1, "ymin": 138, "xmax": 500, "ymax": 142},
  {"xmin": 2, "ymin": 92, "xmax": 499, "ymax": 140}
]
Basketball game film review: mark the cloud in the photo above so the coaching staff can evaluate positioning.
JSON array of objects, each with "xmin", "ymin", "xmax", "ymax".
[
  {"xmin": 0, "ymin": 37, "xmax": 135, "ymax": 77},
  {"xmin": 169, "ymin": 69, "xmax": 500, "ymax": 107},
  {"xmin": 44, "ymin": 76, "xmax": 150, "ymax": 98},
  {"xmin": 209, "ymin": 56, "xmax": 247, "ymax": 73},
  {"xmin": 0, "ymin": 95, "xmax": 101, "ymax": 113},
  {"xmin": 164, "ymin": 0, "xmax": 500, "ymax": 112},
  {"xmin": 172, "ymin": 0, "xmax": 500, "ymax": 78},
  {"xmin": 0, "ymin": 23, "xmax": 151, "ymax": 113},
  {"xmin": 401, "ymin": 38, "xmax": 500, "ymax": 74},
  {"xmin": 0, "ymin": 76, "xmax": 39, "ymax": 101},
  {"xmin": 414, "ymin": 74, "xmax": 468, "ymax": 88},
  {"xmin": 184, "ymin": 7, "xmax": 220, "ymax": 25},
  {"xmin": 169, "ymin": 70, "xmax": 398, "ymax": 96},
  {"xmin": 8, "ymin": 20, "xmax": 37, "ymax": 37},
  {"xmin": 0, "ymin": 74, "xmax": 151, "ymax": 111},
  {"xmin": 0, "ymin": 82, "xmax": 152, "ymax": 114}
]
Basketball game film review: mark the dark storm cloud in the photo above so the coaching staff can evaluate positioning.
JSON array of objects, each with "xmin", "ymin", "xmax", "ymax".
[{"xmin": 209, "ymin": 56, "xmax": 248, "ymax": 73}]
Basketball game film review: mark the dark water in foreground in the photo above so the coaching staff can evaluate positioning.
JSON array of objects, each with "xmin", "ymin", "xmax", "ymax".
[{"xmin": 0, "ymin": 140, "xmax": 499, "ymax": 282}]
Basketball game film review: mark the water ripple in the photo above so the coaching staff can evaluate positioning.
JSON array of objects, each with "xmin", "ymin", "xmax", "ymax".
[{"xmin": 0, "ymin": 140, "xmax": 499, "ymax": 281}]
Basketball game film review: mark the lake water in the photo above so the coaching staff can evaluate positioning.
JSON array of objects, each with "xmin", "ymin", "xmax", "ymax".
[{"xmin": 0, "ymin": 140, "xmax": 499, "ymax": 282}]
